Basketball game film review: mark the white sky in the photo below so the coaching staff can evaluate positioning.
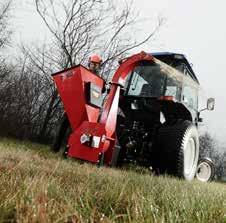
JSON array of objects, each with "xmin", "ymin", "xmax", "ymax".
[{"xmin": 11, "ymin": 0, "xmax": 226, "ymax": 151}]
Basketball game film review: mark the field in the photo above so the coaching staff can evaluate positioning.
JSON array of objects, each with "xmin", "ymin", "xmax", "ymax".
[{"xmin": 0, "ymin": 138, "xmax": 225, "ymax": 223}]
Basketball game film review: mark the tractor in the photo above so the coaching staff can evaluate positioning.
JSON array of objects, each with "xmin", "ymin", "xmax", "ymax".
[{"xmin": 52, "ymin": 51, "xmax": 215, "ymax": 181}]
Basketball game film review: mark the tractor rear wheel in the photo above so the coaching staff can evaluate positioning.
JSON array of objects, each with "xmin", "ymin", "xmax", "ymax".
[{"xmin": 154, "ymin": 120, "xmax": 199, "ymax": 181}]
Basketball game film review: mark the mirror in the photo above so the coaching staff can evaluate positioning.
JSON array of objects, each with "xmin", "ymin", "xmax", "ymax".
[{"xmin": 207, "ymin": 98, "xmax": 215, "ymax": 110}]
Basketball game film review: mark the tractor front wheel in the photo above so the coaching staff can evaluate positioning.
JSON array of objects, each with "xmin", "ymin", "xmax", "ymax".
[{"xmin": 196, "ymin": 158, "xmax": 215, "ymax": 182}]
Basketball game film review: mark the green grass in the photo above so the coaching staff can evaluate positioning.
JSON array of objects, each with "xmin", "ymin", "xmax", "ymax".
[{"xmin": 0, "ymin": 138, "xmax": 225, "ymax": 223}]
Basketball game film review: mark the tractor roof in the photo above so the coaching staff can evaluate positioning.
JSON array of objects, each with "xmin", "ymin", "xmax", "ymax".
[{"xmin": 151, "ymin": 52, "xmax": 199, "ymax": 84}]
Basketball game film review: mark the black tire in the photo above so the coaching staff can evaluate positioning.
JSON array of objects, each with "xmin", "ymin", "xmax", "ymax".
[
  {"xmin": 153, "ymin": 120, "xmax": 199, "ymax": 181},
  {"xmin": 51, "ymin": 114, "xmax": 71, "ymax": 154},
  {"xmin": 111, "ymin": 108, "xmax": 127, "ymax": 167},
  {"xmin": 196, "ymin": 158, "xmax": 215, "ymax": 182},
  {"xmin": 110, "ymin": 142, "xmax": 121, "ymax": 167}
]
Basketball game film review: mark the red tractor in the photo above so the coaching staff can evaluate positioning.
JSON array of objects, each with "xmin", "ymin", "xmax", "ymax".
[{"xmin": 52, "ymin": 51, "xmax": 215, "ymax": 181}]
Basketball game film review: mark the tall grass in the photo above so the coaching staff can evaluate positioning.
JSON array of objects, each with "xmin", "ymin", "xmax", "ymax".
[{"xmin": 0, "ymin": 138, "xmax": 225, "ymax": 222}]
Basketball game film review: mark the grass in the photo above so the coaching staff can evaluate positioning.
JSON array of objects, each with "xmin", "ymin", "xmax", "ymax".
[{"xmin": 0, "ymin": 138, "xmax": 225, "ymax": 223}]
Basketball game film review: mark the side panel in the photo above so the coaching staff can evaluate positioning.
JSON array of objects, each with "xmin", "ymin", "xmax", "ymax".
[{"xmin": 53, "ymin": 66, "xmax": 104, "ymax": 130}]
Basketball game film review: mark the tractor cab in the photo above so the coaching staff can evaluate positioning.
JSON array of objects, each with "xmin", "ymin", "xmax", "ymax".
[{"xmin": 121, "ymin": 53, "xmax": 200, "ymax": 124}]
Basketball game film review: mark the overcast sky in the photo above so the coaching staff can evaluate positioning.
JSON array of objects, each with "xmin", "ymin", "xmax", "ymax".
[{"xmin": 12, "ymin": 0, "xmax": 226, "ymax": 151}]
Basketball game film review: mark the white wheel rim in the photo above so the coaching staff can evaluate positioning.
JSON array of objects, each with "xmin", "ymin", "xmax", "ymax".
[
  {"xmin": 184, "ymin": 137, "xmax": 196, "ymax": 176},
  {"xmin": 196, "ymin": 162, "xmax": 212, "ymax": 182}
]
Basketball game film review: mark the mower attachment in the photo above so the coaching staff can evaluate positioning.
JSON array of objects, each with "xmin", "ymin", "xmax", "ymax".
[{"xmin": 52, "ymin": 52, "xmax": 154, "ymax": 165}]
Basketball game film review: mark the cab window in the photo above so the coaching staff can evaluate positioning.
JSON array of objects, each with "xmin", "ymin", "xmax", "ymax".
[{"xmin": 182, "ymin": 85, "xmax": 198, "ymax": 110}]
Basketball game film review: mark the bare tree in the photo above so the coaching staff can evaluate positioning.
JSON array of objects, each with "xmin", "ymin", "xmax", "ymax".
[
  {"xmin": 199, "ymin": 132, "xmax": 217, "ymax": 158},
  {"xmin": 34, "ymin": 0, "xmax": 163, "ymax": 73},
  {"xmin": 20, "ymin": 0, "xmax": 164, "ymax": 140},
  {"xmin": 20, "ymin": 44, "xmax": 64, "ymax": 140},
  {"xmin": 0, "ymin": 51, "xmax": 63, "ymax": 141},
  {"xmin": 0, "ymin": 0, "xmax": 12, "ymax": 49},
  {"xmin": 0, "ymin": 0, "xmax": 60, "ymax": 141},
  {"xmin": 199, "ymin": 132, "xmax": 226, "ymax": 179},
  {"xmin": 0, "ymin": 0, "xmax": 12, "ymax": 80}
]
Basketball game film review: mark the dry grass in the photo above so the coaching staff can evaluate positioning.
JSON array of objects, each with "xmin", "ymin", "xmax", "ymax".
[{"xmin": 0, "ymin": 137, "xmax": 225, "ymax": 223}]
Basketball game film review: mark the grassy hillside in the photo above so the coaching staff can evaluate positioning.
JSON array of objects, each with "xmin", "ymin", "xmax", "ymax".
[{"xmin": 0, "ymin": 138, "xmax": 225, "ymax": 223}]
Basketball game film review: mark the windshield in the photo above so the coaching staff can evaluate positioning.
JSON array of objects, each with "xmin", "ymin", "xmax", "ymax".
[{"xmin": 125, "ymin": 61, "xmax": 183, "ymax": 101}]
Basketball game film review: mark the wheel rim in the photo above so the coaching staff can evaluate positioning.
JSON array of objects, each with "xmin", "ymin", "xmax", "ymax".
[
  {"xmin": 196, "ymin": 162, "xmax": 212, "ymax": 182},
  {"xmin": 184, "ymin": 137, "xmax": 196, "ymax": 176}
]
